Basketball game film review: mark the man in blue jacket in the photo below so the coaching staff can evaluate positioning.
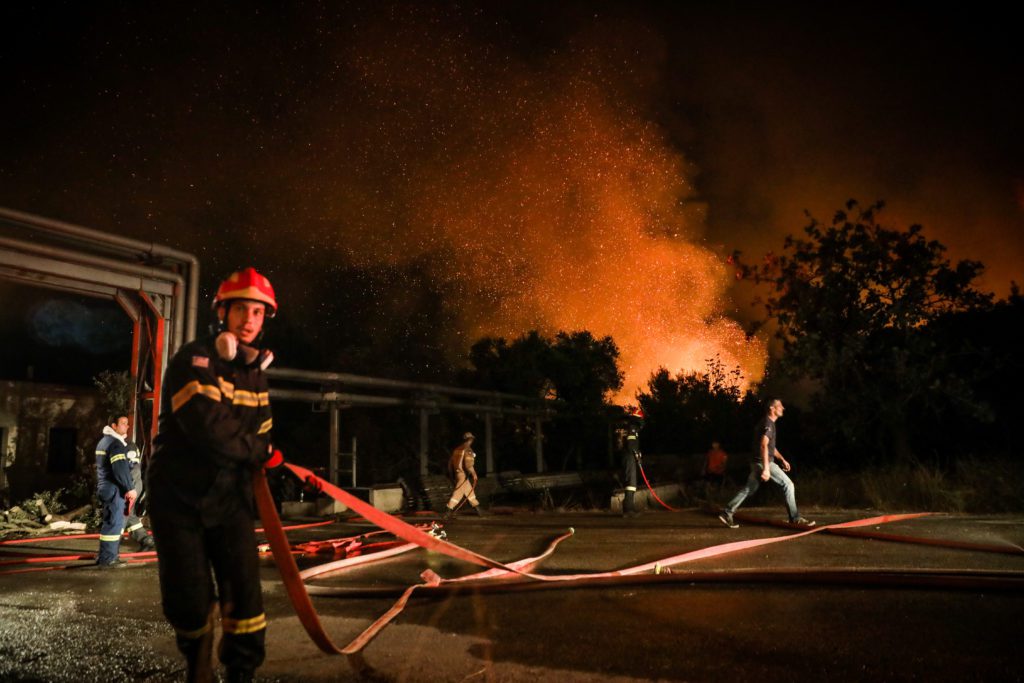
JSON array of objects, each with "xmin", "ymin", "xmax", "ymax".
[{"xmin": 95, "ymin": 415, "xmax": 137, "ymax": 567}]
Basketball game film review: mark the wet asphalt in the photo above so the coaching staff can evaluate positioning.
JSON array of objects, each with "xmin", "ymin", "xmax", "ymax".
[{"xmin": 0, "ymin": 508, "xmax": 1021, "ymax": 682}]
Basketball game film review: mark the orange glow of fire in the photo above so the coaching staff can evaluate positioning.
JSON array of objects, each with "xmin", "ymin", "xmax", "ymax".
[
  {"xmin": 299, "ymin": 19, "xmax": 767, "ymax": 398},
  {"xmin": 406, "ymin": 81, "xmax": 767, "ymax": 399}
]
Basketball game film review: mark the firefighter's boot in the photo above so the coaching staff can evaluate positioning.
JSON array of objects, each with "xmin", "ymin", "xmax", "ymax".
[
  {"xmin": 180, "ymin": 628, "xmax": 214, "ymax": 683},
  {"xmin": 133, "ymin": 527, "xmax": 156, "ymax": 550},
  {"xmin": 225, "ymin": 667, "xmax": 255, "ymax": 683},
  {"xmin": 471, "ymin": 504, "xmax": 487, "ymax": 517},
  {"xmin": 622, "ymin": 490, "xmax": 636, "ymax": 518}
]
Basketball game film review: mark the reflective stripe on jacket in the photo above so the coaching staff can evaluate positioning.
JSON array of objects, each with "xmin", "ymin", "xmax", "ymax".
[{"xmin": 148, "ymin": 336, "xmax": 273, "ymax": 524}]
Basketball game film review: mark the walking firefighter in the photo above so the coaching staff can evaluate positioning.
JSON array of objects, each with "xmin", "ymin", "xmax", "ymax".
[{"xmin": 444, "ymin": 432, "xmax": 485, "ymax": 519}]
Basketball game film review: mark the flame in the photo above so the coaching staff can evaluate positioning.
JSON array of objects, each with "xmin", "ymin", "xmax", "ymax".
[
  {"xmin": 417, "ymin": 81, "xmax": 766, "ymax": 397},
  {"xmin": 291, "ymin": 12, "xmax": 766, "ymax": 398}
]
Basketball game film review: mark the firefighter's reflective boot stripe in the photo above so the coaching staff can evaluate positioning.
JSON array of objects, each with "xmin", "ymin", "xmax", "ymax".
[{"xmin": 175, "ymin": 609, "xmax": 215, "ymax": 683}]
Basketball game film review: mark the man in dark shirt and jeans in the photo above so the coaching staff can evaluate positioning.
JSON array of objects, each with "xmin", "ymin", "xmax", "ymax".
[{"xmin": 719, "ymin": 399, "xmax": 815, "ymax": 528}]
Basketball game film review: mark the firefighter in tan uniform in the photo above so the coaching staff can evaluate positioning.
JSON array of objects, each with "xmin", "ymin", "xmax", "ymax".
[
  {"xmin": 444, "ymin": 432, "xmax": 485, "ymax": 519},
  {"xmin": 147, "ymin": 268, "xmax": 279, "ymax": 683}
]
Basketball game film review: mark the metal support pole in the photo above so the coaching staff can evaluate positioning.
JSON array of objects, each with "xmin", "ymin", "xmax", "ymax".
[
  {"xmin": 128, "ymin": 317, "xmax": 141, "ymax": 440},
  {"xmin": 419, "ymin": 409, "xmax": 429, "ymax": 476},
  {"xmin": 137, "ymin": 290, "xmax": 166, "ymax": 445},
  {"xmin": 484, "ymin": 412, "xmax": 494, "ymax": 476},
  {"xmin": 329, "ymin": 403, "xmax": 340, "ymax": 486},
  {"xmin": 114, "ymin": 291, "xmax": 142, "ymax": 442},
  {"xmin": 535, "ymin": 416, "xmax": 544, "ymax": 473},
  {"xmin": 351, "ymin": 437, "xmax": 357, "ymax": 488}
]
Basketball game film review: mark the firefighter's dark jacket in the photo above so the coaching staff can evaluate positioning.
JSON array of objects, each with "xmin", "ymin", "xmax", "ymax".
[
  {"xmin": 625, "ymin": 433, "xmax": 641, "ymax": 458},
  {"xmin": 96, "ymin": 429, "xmax": 134, "ymax": 495},
  {"xmin": 149, "ymin": 336, "xmax": 272, "ymax": 525}
]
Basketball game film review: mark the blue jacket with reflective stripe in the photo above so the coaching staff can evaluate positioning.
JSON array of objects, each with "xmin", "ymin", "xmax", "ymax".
[{"xmin": 96, "ymin": 433, "xmax": 134, "ymax": 494}]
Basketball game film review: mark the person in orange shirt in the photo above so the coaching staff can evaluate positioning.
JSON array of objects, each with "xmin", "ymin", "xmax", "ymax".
[{"xmin": 702, "ymin": 440, "xmax": 729, "ymax": 496}]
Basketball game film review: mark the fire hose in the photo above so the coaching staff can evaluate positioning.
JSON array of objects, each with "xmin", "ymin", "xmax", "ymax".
[
  {"xmin": 0, "ymin": 519, "xmax": 335, "ymax": 576},
  {"xmin": 3, "ymin": 456, "xmax": 1021, "ymax": 670},
  {"xmin": 637, "ymin": 458, "xmax": 680, "ymax": 512},
  {"xmin": 251, "ymin": 460, "xmax": 1024, "ymax": 671}
]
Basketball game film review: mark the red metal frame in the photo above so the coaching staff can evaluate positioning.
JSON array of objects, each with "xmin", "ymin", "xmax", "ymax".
[{"xmin": 137, "ymin": 290, "xmax": 166, "ymax": 444}]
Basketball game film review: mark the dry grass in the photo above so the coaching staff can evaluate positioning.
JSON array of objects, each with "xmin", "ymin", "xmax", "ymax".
[{"xmin": 795, "ymin": 457, "xmax": 1024, "ymax": 513}]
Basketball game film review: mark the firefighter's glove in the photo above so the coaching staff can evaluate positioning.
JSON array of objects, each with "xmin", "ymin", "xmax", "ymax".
[
  {"xmin": 124, "ymin": 489, "xmax": 138, "ymax": 515},
  {"xmin": 263, "ymin": 447, "xmax": 285, "ymax": 471}
]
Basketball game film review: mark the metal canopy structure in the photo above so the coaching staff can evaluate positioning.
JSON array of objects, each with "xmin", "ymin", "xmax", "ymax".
[
  {"xmin": 0, "ymin": 206, "xmax": 557, "ymax": 487},
  {"xmin": 267, "ymin": 367, "xmax": 556, "ymax": 482},
  {"xmin": 0, "ymin": 206, "xmax": 199, "ymax": 453}
]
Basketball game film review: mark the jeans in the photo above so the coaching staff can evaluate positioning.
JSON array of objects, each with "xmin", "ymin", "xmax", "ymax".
[{"xmin": 724, "ymin": 462, "xmax": 800, "ymax": 521}]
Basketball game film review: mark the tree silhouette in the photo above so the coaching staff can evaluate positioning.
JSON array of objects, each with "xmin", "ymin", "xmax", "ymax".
[
  {"xmin": 462, "ymin": 330, "xmax": 623, "ymax": 470},
  {"xmin": 92, "ymin": 370, "xmax": 131, "ymax": 421},
  {"xmin": 463, "ymin": 330, "xmax": 622, "ymax": 405},
  {"xmin": 734, "ymin": 200, "xmax": 993, "ymax": 463},
  {"xmin": 637, "ymin": 356, "xmax": 756, "ymax": 455}
]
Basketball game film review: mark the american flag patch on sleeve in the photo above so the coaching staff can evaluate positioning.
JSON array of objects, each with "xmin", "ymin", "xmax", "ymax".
[{"xmin": 192, "ymin": 356, "xmax": 210, "ymax": 368}]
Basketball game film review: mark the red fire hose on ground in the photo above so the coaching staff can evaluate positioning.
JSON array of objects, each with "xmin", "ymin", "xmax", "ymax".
[
  {"xmin": 637, "ymin": 459, "xmax": 681, "ymax": 511},
  {"xmin": 3, "ymin": 456, "xmax": 1022, "ymax": 674},
  {"xmin": 250, "ymin": 460, "xmax": 1024, "ymax": 674}
]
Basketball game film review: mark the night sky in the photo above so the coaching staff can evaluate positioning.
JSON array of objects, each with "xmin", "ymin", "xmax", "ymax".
[{"xmin": 2, "ymin": 2, "xmax": 1021, "ymax": 394}]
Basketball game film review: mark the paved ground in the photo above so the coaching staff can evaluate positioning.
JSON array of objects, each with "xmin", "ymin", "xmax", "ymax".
[{"xmin": 1, "ymin": 508, "xmax": 1022, "ymax": 682}]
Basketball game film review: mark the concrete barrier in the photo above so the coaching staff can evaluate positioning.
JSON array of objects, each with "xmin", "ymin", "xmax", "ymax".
[
  {"xmin": 369, "ymin": 485, "xmax": 403, "ymax": 513},
  {"xmin": 610, "ymin": 483, "xmax": 683, "ymax": 514}
]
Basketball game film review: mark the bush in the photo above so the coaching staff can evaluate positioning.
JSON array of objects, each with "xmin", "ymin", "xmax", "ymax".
[{"xmin": 791, "ymin": 457, "xmax": 1023, "ymax": 513}]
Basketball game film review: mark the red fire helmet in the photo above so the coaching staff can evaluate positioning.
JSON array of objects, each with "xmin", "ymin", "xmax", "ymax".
[{"xmin": 212, "ymin": 267, "xmax": 278, "ymax": 317}]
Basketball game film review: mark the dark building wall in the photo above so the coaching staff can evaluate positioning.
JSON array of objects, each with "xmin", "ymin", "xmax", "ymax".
[{"xmin": 0, "ymin": 380, "xmax": 104, "ymax": 504}]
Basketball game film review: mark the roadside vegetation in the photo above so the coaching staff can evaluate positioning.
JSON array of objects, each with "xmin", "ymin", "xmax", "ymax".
[{"xmin": 641, "ymin": 201, "xmax": 1023, "ymax": 513}]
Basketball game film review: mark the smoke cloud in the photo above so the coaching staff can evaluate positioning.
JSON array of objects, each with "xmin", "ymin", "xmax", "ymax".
[{"xmin": 280, "ymin": 8, "xmax": 766, "ymax": 396}]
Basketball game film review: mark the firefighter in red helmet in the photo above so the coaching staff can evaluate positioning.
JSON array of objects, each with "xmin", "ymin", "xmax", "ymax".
[
  {"xmin": 147, "ymin": 267, "xmax": 280, "ymax": 683},
  {"xmin": 621, "ymin": 407, "xmax": 644, "ymax": 517}
]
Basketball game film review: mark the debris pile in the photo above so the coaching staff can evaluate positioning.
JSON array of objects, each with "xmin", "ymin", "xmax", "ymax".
[{"xmin": 1, "ymin": 490, "xmax": 91, "ymax": 540}]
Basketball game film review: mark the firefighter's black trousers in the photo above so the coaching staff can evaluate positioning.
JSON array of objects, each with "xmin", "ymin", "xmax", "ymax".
[
  {"xmin": 622, "ymin": 451, "xmax": 638, "ymax": 491},
  {"xmin": 149, "ymin": 498, "xmax": 265, "ymax": 672}
]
